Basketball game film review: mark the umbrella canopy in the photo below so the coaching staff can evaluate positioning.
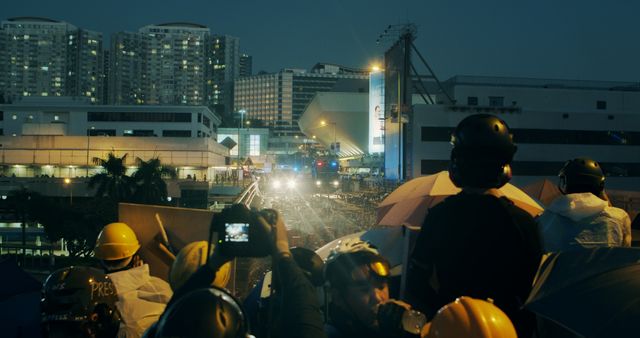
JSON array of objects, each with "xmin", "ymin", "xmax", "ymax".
[
  {"xmin": 522, "ymin": 178, "xmax": 561, "ymax": 206},
  {"xmin": 526, "ymin": 247, "xmax": 640, "ymax": 338},
  {"xmin": 376, "ymin": 171, "xmax": 544, "ymax": 227},
  {"xmin": 0, "ymin": 259, "xmax": 43, "ymax": 338},
  {"xmin": 0, "ymin": 258, "xmax": 41, "ymax": 301}
]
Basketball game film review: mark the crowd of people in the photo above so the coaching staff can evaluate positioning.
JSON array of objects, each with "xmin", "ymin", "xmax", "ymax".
[{"xmin": 37, "ymin": 113, "xmax": 632, "ymax": 338}]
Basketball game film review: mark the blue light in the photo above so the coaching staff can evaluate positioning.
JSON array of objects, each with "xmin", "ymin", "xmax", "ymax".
[
  {"xmin": 293, "ymin": 167, "xmax": 299, "ymax": 172},
  {"xmin": 330, "ymin": 161, "xmax": 337, "ymax": 167}
]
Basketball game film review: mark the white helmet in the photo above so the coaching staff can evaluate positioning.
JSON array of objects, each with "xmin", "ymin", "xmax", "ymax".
[
  {"xmin": 326, "ymin": 238, "xmax": 379, "ymax": 264},
  {"xmin": 324, "ymin": 238, "xmax": 389, "ymax": 287}
]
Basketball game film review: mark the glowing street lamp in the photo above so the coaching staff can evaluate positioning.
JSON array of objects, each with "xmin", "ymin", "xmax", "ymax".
[
  {"xmin": 320, "ymin": 120, "xmax": 337, "ymax": 154},
  {"xmin": 64, "ymin": 178, "xmax": 73, "ymax": 205}
]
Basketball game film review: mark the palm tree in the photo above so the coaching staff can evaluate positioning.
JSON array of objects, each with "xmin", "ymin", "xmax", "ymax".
[
  {"xmin": 131, "ymin": 157, "xmax": 176, "ymax": 205},
  {"xmin": 88, "ymin": 152, "xmax": 133, "ymax": 202},
  {"xmin": 8, "ymin": 187, "xmax": 40, "ymax": 265}
]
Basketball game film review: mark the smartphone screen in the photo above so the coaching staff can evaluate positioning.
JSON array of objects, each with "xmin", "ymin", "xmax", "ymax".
[{"xmin": 224, "ymin": 223, "xmax": 250, "ymax": 242}]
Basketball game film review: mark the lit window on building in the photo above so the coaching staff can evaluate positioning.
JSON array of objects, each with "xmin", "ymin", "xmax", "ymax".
[
  {"xmin": 489, "ymin": 96, "xmax": 504, "ymax": 107},
  {"xmin": 249, "ymin": 135, "xmax": 260, "ymax": 156}
]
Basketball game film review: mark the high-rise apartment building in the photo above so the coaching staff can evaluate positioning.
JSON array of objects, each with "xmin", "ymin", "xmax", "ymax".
[
  {"xmin": 239, "ymin": 53, "xmax": 252, "ymax": 77},
  {"xmin": 102, "ymin": 50, "xmax": 110, "ymax": 104},
  {"xmin": 234, "ymin": 64, "xmax": 368, "ymax": 137},
  {"xmin": 109, "ymin": 24, "xmax": 240, "ymax": 119},
  {"xmin": 109, "ymin": 31, "xmax": 148, "ymax": 104},
  {"xmin": 141, "ymin": 23, "xmax": 209, "ymax": 105},
  {"xmin": 0, "ymin": 17, "xmax": 103, "ymax": 103},
  {"xmin": 207, "ymin": 35, "xmax": 240, "ymax": 120}
]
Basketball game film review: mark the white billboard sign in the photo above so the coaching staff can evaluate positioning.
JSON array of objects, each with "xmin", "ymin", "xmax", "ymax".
[{"xmin": 369, "ymin": 70, "xmax": 385, "ymax": 154}]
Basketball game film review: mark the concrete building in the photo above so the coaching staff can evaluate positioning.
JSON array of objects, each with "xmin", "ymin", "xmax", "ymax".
[
  {"xmin": 109, "ymin": 31, "xmax": 149, "ymax": 104},
  {"xmin": 298, "ymin": 92, "xmax": 368, "ymax": 157},
  {"xmin": 0, "ymin": 17, "xmax": 104, "ymax": 103},
  {"xmin": 141, "ymin": 23, "xmax": 210, "ymax": 106},
  {"xmin": 110, "ymin": 23, "xmax": 210, "ymax": 106},
  {"xmin": 108, "ymin": 24, "xmax": 240, "ymax": 118},
  {"xmin": 102, "ymin": 50, "xmax": 110, "ymax": 104},
  {"xmin": 239, "ymin": 53, "xmax": 252, "ymax": 78},
  {"xmin": 0, "ymin": 97, "xmax": 228, "ymax": 179},
  {"xmin": 208, "ymin": 35, "xmax": 240, "ymax": 119},
  {"xmin": 217, "ymin": 127, "xmax": 270, "ymax": 164},
  {"xmin": 298, "ymin": 75, "xmax": 640, "ymax": 189},
  {"xmin": 234, "ymin": 63, "xmax": 368, "ymax": 153},
  {"xmin": 413, "ymin": 76, "xmax": 640, "ymax": 188}
]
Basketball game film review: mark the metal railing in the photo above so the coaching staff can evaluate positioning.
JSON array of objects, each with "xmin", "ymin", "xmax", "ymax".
[{"xmin": 234, "ymin": 180, "xmax": 260, "ymax": 206}]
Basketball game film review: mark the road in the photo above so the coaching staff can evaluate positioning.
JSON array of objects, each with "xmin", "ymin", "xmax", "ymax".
[{"xmin": 258, "ymin": 178, "xmax": 383, "ymax": 250}]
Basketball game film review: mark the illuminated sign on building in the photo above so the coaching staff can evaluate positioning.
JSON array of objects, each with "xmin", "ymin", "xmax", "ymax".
[{"xmin": 369, "ymin": 69, "xmax": 385, "ymax": 154}]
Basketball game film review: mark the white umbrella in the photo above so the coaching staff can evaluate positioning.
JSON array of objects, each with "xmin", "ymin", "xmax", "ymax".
[
  {"xmin": 316, "ymin": 227, "xmax": 405, "ymax": 272},
  {"xmin": 377, "ymin": 171, "xmax": 544, "ymax": 227}
]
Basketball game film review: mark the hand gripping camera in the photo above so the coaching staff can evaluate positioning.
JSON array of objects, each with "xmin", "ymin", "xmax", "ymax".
[{"xmin": 211, "ymin": 204, "xmax": 277, "ymax": 257}]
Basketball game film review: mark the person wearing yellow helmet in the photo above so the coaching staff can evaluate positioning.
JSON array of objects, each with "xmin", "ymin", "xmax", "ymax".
[
  {"xmin": 421, "ymin": 297, "xmax": 517, "ymax": 338},
  {"xmin": 168, "ymin": 241, "xmax": 231, "ymax": 291},
  {"xmin": 94, "ymin": 222, "xmax": 142, "ymax": 271},
  {"xmin": 94, "ymin": 222, "xmax": 173, "ymax": 338}
]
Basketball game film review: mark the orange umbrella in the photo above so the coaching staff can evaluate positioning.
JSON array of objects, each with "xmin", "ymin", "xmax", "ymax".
[
  {"xmin": 376, "ymin": 171, "xmax": 544, "ymax": 227},
  {"xmin": 522, "ymin": 178, "xmax": 561, "ymax": 206}
]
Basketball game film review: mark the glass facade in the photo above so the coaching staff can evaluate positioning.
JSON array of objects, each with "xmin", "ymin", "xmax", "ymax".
[{"xmin": 249, "ymin": 134, "xmax": 260, "ymax": 156}]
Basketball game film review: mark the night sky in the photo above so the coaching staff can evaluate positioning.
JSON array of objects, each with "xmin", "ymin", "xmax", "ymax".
[{"xmin": 4, "ymin": 0, "xmax": 639, "ymax": 82}]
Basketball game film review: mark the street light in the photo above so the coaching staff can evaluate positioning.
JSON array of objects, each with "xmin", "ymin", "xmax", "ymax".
[
  {"xmin": 64, "ymin": 178, "xmax": 73, "ymax": 205},
  {"xmin": 320, "ymin": 120, "xmax": 337, "ymax": 155},
  {"xmin": 237, "ymin": 109, "xmax": 246, "ymax": 186}
]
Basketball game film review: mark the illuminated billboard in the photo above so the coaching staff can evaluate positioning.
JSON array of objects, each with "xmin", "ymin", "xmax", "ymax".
[{"xmin": 369, "ymin": 70, "xmax": 385, "ymax": 154}]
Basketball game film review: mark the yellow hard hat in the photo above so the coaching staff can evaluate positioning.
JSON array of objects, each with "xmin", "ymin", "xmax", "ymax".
[
  {"xmin": 423, "ymin": 297, "xmax": 517, "ymax": 338},
  {"xmin": 169, "ymin": 241, "xmax": 231, "ymax": 291},
  {"xmin": 94, "ymin": 222, "xmax": 141, "ymax": 261}
]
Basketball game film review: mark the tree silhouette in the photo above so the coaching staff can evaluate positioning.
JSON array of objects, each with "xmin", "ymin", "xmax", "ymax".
[
  {"xmin": 34, "ymin": 197, "xmax": 117, "ymax": 258},
  {"xmin": 88, "ymin": 152, "xmax": 133, "ymax": 202},
  {"xmin": 8, "ymin": 187, "xmax": 40, "ymax": 264},
  {"xmin": 131, "ymin": 157, "xmax": 176, "ymax": 205}
]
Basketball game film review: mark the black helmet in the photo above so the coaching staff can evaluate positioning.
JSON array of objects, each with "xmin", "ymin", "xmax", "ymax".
[
  {"xmin": 449, "ymin": 114, "xmax": 517, "ymax": 188},
  {"xmin": 41, "ymin": 266, "xmax": 121, "ymax": 338},
  {"xmin": 156, "ymin": 287, "xmax": 248, "ymax": 338},
  {"xmin": 558, "ymin": 157, "xmax": 605, "ymax": 196}
]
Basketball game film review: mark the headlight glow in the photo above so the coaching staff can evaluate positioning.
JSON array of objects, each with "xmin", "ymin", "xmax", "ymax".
[
  {"xmin": 316, "ymin": 180, "xmax": 322, "ymax": 186},
  {"xmin": 273, "ymin": 180, "xmax": 281, "ymax": 188},
  {"xmin": 332, "ymin": 180, "xmax": 339, "ymax": 186}
]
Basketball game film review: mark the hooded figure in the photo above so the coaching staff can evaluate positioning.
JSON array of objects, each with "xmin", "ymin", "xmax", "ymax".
[{"xmin": 538, "ymin": 158, "xmax": 631, "ymax": 252}]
